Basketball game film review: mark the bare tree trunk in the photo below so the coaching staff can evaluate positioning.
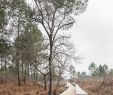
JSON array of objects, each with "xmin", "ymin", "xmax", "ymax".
[
  {"xmin": 0, "ymin": 56, "xmax": 3, "ymax": 84},
  {"xmin": 4, "ymin": 54, "xmax": 7, "ymax": 75},
  {"xmin": 49, "ymin": 37, "xmax": 53, "ymax": 95},
  {"xmin": 34, "ymin": 68, "xmax": 36, "ymax": 81},
  {"xmin": 22, "ymin": 61, "xmax": 24, "ymax": 79},
  {"xmin": 24, "ymin": 64, "xmax": 27, "ymax": 84},
  {"xmin": 35, "ymin": 73, "xmax": 37, "ymax": 81},
  {"xmin": 16, "ymin": 59, "xmax": 21, "ymax": 86},
  {"xmin": 44, "ymin": 75, "xmax": 47, "ymax": 91},
  {"xmin": 27, "ymin": 63, "xmax": 30, "ymax": 80},
  {"xmin": 17, "ymin": 17, "xmax": 21, "ymax": 86}
]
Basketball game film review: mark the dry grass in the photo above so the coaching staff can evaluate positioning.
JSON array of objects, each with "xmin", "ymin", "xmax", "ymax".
[
  {"xmin": 0, "ymin": 81, "xmax": 44, "ymax": 95},
  {"xmin": 52, "ymin": 82, "xmax": 67, "ymax": 95},
  {"xmin": 76, "ymin": 76, "xmax": 113, "ymax": 95},
  {"xmin": 0, "ymin": 81, "xmax": 66, "ymax": 95}
]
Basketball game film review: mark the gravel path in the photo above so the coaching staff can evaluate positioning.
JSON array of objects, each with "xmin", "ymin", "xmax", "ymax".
[{"xmin": 60, "ymin": 82, "xmax": 88, "ymax": 95}]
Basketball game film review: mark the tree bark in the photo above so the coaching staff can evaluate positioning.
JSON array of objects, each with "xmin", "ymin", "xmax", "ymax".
[
  {"xmin": 48, "ymin": 36, "xmax": 53, "ymax": 95},
  {"xmin": 34, "ymin": 68, "xmax": 36, "ymax": 81},
  {"xmin": 0, "ymin": 56, "xmax": 3, "ymax": 84},
  {"xmin": 24, "ymin": 64, "xmax": 27, "ymax": 84},
  {"xmin": 16, "ymin": 60, "xmax": 21, "ymax": 86},
  {"xmin": 22, "ymin": 61, "xmax": 24, "ymax": 79},
  {"xmin": 16, "ymin": 16, "xmax": 21, "ymax": 86},
  {"xmin": 44, "ymin": 75, "xmax": 47, "ymax": 91},
  {"xmin": 27, "ymin": 63, "xmax": 30, "ymax": 80},
  {"xmin": 4, "ymin": 54, "xmax": 7, "ymax": 75}
]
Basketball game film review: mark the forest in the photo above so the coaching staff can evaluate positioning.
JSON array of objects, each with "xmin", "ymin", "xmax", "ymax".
[
  {"xmin": 1, "ymin": 0, "xmax": 113, "ymax": 95},
  {"xmin": 0, "ymin": 0, "xmax": 88, "ymax": 95}
]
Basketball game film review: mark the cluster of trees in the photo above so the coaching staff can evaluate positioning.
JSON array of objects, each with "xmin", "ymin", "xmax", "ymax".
[
  {"xmin": 77, "ymin": 71, "xmax": 88, "ymax": 78},
  {"xmin": 74, "ymin": 62, "xmax": 113, "ymax": 79},
  {"xmin": 0, "ymin": 0, "xmax": 88, "ymax": 94},
  {"xmin": 89, "ymin": 62, "xmax": 113, "ymax": 77}
]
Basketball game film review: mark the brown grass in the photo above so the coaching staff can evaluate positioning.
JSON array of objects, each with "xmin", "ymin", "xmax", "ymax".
[
  {"xmin": 0, "ymin": 81, "xmax": 66, "ymax": 95},
  {"xmin": 0, "ymin": 81, "xmax": 44, "ymax": 95},
  {"xmin": 76, "ymin": 76, "xmax": 113, "ymax": 95}
]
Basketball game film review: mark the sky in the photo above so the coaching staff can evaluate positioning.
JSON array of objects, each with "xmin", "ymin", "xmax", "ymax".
[
  {"xmin": 26, "ymin": 0, "xmax": 113, "ymax": 74},
  {"xmin": 71, "ymin": 0, "xmax": 113, "ymax": 73}
]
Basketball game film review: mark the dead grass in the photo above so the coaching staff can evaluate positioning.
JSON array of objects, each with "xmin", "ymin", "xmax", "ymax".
[
  {"xmin": 76, "ymin": 76, "xmax": 113, "ymax": 95},
  {"xmin": 0, "ymin": 81, "xmax": 66, "ymax": 95},
  {"xmin": 0, "ymin": 81, "xmax": 44, "ymax": 95}
]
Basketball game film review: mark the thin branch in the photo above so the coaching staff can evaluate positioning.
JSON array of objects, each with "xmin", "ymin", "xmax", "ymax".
[
  {"xmin": 53, "ymin": 13, "xmax": 66, "ymax": 41},
  {"xmin": 33, "ymin": 0, "xmax": 50, "ymax": 36},
  {"xmin": 59, "ymin": 21, "xmax": 75, "ymax": 30}
]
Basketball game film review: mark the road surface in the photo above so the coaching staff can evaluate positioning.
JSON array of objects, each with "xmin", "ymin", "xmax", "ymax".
[
  {"xmin": 60, "ymin": 82, "xmax": 88, "ymax": 95},
  {"xmin": 76, "ymin": 84, "xmax": 88, "ymax": 95},
  {"xmin": 60, "ymin": 82, "xmax": 76, "ymax": 95}
]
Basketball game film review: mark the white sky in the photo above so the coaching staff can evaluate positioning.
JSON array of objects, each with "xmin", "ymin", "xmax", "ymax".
[
  {"xmin": 71, "ymin": 0, "xmax": 113, "ymax": 73},
  {"xmin": 27, "ymin": 0, "xmax": 113, "ymax": 74}
]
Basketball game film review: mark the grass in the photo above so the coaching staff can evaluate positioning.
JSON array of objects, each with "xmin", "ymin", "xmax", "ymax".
[
  {"xmin": 0, "ymin": 81, "xmax": 66, "ymax": 95},
  {"xmin": 76, "ymin": 76, "xmax": 113, "ymax": 95}
]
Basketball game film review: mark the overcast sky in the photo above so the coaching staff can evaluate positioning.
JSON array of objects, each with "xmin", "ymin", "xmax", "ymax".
[
  {"xmin": 27, "ymin": 0, "xmax": 113, "ymax": 73},
  {"xmin": 71, "ymin": 0, "xmax": 113, "ymax": 73}
]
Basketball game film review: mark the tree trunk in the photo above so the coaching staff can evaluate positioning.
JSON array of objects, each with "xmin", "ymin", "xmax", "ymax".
[
  {"xmin": 34, "ymin": 68, "xmax": 36, "ymax": 81},
  {"xmin": 5, "ymin": 54, "xmax": 7, "ymax": 75},
  {"xmin": 27, "ymin": 63, "xmax": 30, "ymax": 80},
  {"xmin": 17, "ymin": 17, "xmax": 21, "ymax": 86},
  {"xmin": 44, "ymin": 75, "xmax": 47, "ymax": 91},
  {"xmin": 48, "ymin": 37, "xmax": 53, "ymax": 95},
  {"xmin": 22, "ymin": 61, "xmax": 24, "ymax": 79},
  {"xmin": 24, "ymin": 64, "xmax": 27, "ymax": 84},
  {"xmin": 16, "ymin": 60, "xmax": 21, "ymax": 86},
  {"xmin": 0, "ymin": 56, "xmax": 3, "ymax": 84}
]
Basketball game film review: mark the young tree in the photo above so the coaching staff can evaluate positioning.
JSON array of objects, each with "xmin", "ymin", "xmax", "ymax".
[
  {"xmin": 30, "ymin": 0, "xmax": 88, "ymax": 94},
  {"xmin": 98, "ymin": 64, "xmax": 109, "ymax": 76},
  {"xmin": 33, "ymin": 63, "xmax": 49, "ymax": 91},
  {"xmin": 69, "ymin": 65, "xmax": 76, "ymax": 80},
  {"xmin": 89, "ymin": 62, "xmax": 97, "ymax": 76}
]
